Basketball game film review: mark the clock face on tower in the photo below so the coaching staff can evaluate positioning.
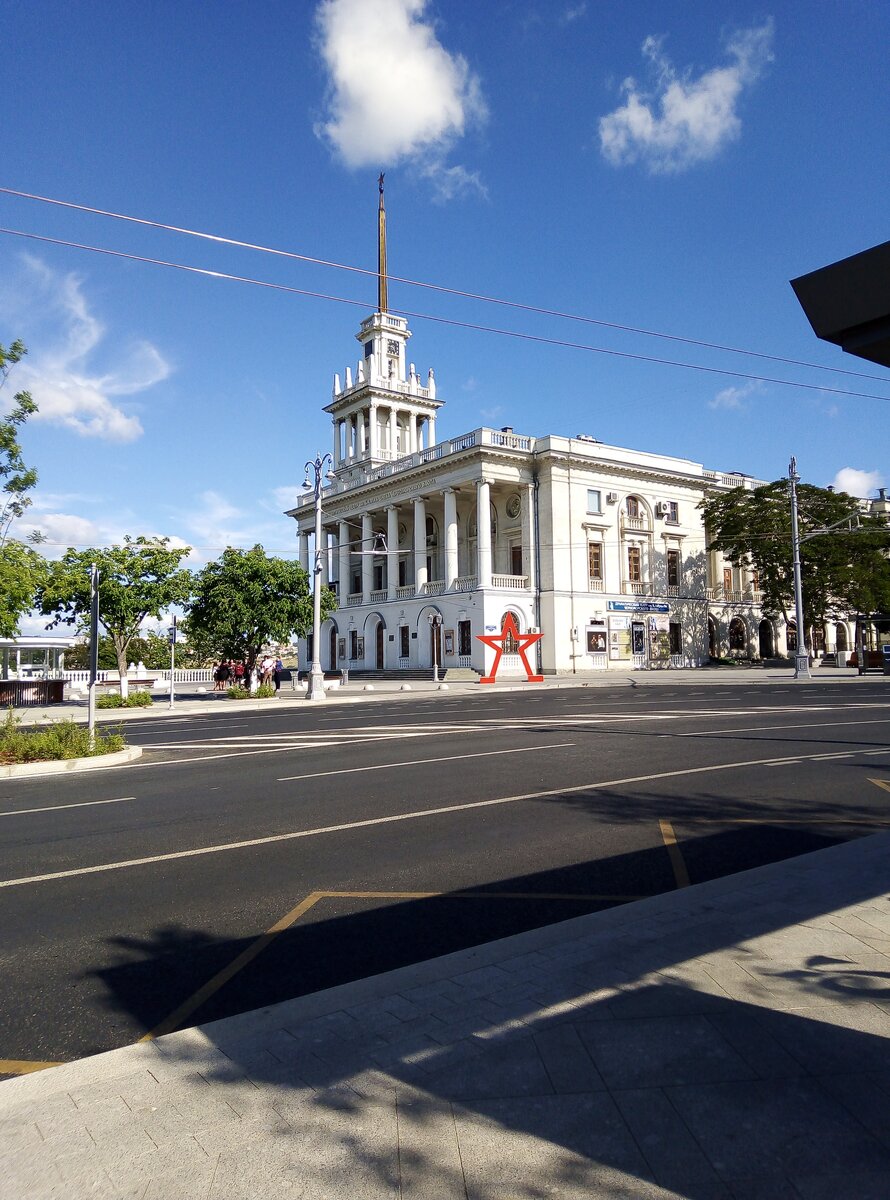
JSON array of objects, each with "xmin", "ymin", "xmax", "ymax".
[{"xmin": 386, "ymin": 340, "xmax": 400, "ymax": 356}]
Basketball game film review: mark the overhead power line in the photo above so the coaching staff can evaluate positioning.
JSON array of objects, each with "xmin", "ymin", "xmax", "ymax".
[
  {"xmin": 2, "ymin": 226, "xmax": 889, "ymax": 404},
  {"xmin": 0, "ymin": 184, "xmax": 885, "ymax": 385}
]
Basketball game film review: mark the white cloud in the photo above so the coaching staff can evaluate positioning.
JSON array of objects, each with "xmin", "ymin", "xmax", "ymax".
[
  {"xmin": 599, "ymin": 20, "xmax": 774, "ymax": 173},
  {"xmin": 708, "ymin": 381, "xmax": 761, "ymax": 410},
  {"xmin": 832, "ymin": 467, "xmax": 884, "ymax": 498},
  {"xmin": 314, "ymin": 0, "xmax": 486, "ymax": 185},
  {"xmin": 560, "ymin": 4, "xmax": 587, "ymax": 25},
  {"xmin": 6, "ymin": 256, "xmax": 170, "ymax": 441}
]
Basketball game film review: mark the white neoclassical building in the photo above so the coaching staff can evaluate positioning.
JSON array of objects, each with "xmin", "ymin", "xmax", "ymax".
[{"xmin": 286, "ymin": 189, "xmax": 856, "ymax": 677}]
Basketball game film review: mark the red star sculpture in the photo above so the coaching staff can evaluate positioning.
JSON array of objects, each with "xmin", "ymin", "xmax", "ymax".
[{"xmin": 477, "ymin": 613, "xmax": 544, "ymax": 684}]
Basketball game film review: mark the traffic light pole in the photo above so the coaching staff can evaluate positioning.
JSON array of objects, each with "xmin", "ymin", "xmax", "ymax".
[{"xmin": 168, "ymin": 615, "xmax": 177, "ymax": 710}]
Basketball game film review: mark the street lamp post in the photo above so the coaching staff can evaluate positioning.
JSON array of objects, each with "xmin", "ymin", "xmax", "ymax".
[
  {"xmin": 428, "ymin": 612, "xmax": 443, "ymax": 683},
  {"xmin": 303, "ymin": 452, "xmax": 334, "ymax": 702},
  {"xmin": 789, "ymin": 456, "xmax": 811, "ymax": 680}
]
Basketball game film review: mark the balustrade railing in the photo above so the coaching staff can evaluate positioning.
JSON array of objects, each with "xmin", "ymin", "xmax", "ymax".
[
  {"xmin": 347, "ymin": 592, "xmax": 363, "ymax": 606},
  {"xmin": 623, "ymin": 581, "xmax": 651, "ymax": 595},
  {"xmin": 454, "ymin": 575, "xmax": 477, "ymax": 592},
  {"xmin": 491, "ymin": 574, "xmax": 527, "ymax": 590},
  {"xmin": 395, "ymin": 585, "xmax": 415, "ymax": 599},
  {"xmin": 588, "ymin": 577, "xmax": 604, "ymax": 592},
  {"xmin": 422, "ymin": 580, "xmax": 446, "ymax": 595},
  {"xmin": 369, "ymin": 589, "xmax": 387, "ymax": 603}
]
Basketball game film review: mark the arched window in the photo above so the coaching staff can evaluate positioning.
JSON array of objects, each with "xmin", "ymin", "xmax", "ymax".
[
  {"xmin": 836, "ymin": 624, "xmax": 848, "ymax": 651},
  {"xmin": 501, "ymin": 612, "xmax": 520, "ymax": 653},
  {"xmin": 626, "ymin": 496, "xmax": 640, "ymax": 519},
  {"xmin": 787, "ymin": 621, "xmax": 798, "ymax": 652},
  {"xmin": 729, "ymin": 617, "xmax": 746, "ymax": 653}
]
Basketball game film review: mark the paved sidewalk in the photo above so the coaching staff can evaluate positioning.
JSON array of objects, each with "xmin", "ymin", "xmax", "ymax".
[{"xmin": 2, "ymin": 832, "xmax": 889, "ymax": 1198}]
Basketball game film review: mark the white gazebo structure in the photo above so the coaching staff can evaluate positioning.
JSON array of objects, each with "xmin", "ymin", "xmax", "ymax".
[{"xmin": 0, "ymin": 635, "xmax": 77, "ymax": 678}]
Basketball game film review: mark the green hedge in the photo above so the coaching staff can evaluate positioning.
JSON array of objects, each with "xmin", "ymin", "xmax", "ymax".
[
  {"xmin": 0, "ymin": 709, "xmax": 126, "ymax": 763},
  {"xmin": 96, "ymin": 691, "xmax": 154, "ymax": 708}
]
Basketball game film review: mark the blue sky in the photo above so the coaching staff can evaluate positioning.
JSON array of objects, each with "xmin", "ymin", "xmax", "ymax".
[{"xmin": 2, "ymin": 0, "xmax": 889, "ymax": 622}]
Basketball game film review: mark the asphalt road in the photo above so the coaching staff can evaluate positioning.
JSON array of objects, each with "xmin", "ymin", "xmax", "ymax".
[{"xmin": 2, "ymin": 680, "xmax": 889, "ymax": 1076}]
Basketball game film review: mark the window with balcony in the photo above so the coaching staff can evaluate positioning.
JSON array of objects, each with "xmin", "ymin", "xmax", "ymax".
[
  {"xmin": 588, "ymin": 542, "xmax": 603, "ymax": 580},
  {"xmin": 628, "ymin": 546, "xmax": 642, "ymax": 583},
  {"xmin": 723, "ymin": 567, "xmax": 733, "ymax": 593},
  {"xmin": 626, "ymin": 496, "xmax": 640, "ymax": 519},
  {"xmin": 667, "ymin": 549, "xmax": 680, "ymax": 588},
  {"xmin": 399, "ymin": 626, "xmax": 409, "ymax": 657},
  {"xmin": 458, "ymin": 620, "xmax": 472, "ymax": 656}
]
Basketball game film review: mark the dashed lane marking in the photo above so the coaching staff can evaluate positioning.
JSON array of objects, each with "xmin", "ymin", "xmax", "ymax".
[
  {"xmin": 277, "ymin": 742, "xmax": 576, "ymax": 783},
  {"xmin": 3, "ymin": 742, "xmax": 888, "ymax": 890},
  {"xmin": 0, "ymin": 796, "xmax": 135, "ymax": 817}
]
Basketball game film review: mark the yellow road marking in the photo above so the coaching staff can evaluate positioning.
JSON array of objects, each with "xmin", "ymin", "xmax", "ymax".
[
  {"xmin": 659, "ymin": 819, "xmax": 691, "ymax": 889},
  {"xmin": 139, "ymin": 888, "xmax": 641, "ymax": 1041},
  {"xmin": 869, "ymin": 778, "xmax": 890, "ymax": 794},
  {"xmin": 0, "ymin": 1059, "xmax": 65, "ymax": 1074}
]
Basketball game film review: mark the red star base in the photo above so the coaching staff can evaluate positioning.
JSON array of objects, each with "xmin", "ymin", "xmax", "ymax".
[{"xmin": 477, "ymin": 614, "xmax": 544, "ymax": 684}]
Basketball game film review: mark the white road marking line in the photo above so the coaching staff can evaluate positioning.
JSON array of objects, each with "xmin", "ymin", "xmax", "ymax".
[
  {"xmin": 277, "ymin": 742, "xmax": 577, "ymax": 782},
  {"xmin": 0, "ymin": 796, "xmax": 135, "ymax": 817},
  {"xmin": 3, "ymin": 743, "xmax": 888, "ymax": 890},
  {"xmin": 690, "ymin": 717, "xmax": 890, "ymax": 736}
]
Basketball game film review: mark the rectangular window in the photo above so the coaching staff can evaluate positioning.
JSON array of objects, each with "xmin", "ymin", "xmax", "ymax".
[
  {"xmin": 399, "ymin": 626, "xmax": 409, "ymax": 658},
  {"xmin": 588, "ymin": 542, "xmax": 603, "ymax": 580},
  {"xmin": 667, "ymin": 549, "xmax": 680, "ymax": 588},
  {"xmin": 373, "ymin": 564, "xmax": 384, "ymax": 590},
  {"xmin": 458, "ymin": 619, "xmax": 472, "ymax": 656},
  {"xmin": 586, "ymin": 489, "xmax": 601, "ymax": 514},
  {"xmin": 669, "ymin": 622, "xmax": 682, "ymax": 656},
  {"xmin": 352, "ymin": 570, "xmax": 361, "ymax": 594},
  {"xmin": 350, "ymin": 630, "xmax": 358, "ymax": 660},
  {"xmin": 723, "ymin": 567, "xmax": 733, "ymax": 593},
  {"xmin": 628, "ymin": 546, "xmax": 642, "ymax": 582},
  {"xmin": 666, "ymin": 501, "xmax": 679, "ymax": 524},
  {"xmin": 751, "ymin": 570, "xmax": 759, "ymax": 591},
  {"xmin": 398, "ymin": 559, "xmax": 407, "ymax": 587},
  {"xmin": 626, "ymin": 496, "xmax": 640, "ymax": 519}
]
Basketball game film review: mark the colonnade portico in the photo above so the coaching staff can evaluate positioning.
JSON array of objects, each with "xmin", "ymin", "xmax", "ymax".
[
  {"xmin": 296, "ymin": 478, "xmax": 534, "ymax": 608},
  {"xmin": 332, "ymin": 402, "xmax": 437, "ymax": 466}
]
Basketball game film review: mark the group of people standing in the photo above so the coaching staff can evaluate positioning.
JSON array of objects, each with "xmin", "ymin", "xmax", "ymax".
[{"xmin": 212, "ymin": 656, "xmax": 286, "ymax": 691}]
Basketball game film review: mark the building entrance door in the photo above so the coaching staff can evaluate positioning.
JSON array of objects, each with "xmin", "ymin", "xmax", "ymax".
[{"xmin": 376, "ymin": 623, "xmax": 384, "ymax": 669}]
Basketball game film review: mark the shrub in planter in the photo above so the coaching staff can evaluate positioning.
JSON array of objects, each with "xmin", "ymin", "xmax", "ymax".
[
  {"xmin": 96, "ymin": 691, "xmax": 154, "ymax": 708},
  {"xmin": 0, "ymin": 708, "xmax": 126, "ymax": 763}
]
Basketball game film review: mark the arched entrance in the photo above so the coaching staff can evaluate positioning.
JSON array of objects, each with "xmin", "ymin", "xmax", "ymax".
[
  {"xmin": 787, "ymin": 621, "xmax": 798, "ymax": 653},
  {"xmin": 329, "ymin": 626, "xmax": 337, "ymax": 672},
  {"xmin": 758, "ymin": 619, "xmax": 774, "ymax": 658},
  {"xmin": 729, "ymin": 617, "xmax": 747, "ymax": 656},
  {"xmin": 836, "ymin": 624, "xmax": 848, "ymax": 652}
]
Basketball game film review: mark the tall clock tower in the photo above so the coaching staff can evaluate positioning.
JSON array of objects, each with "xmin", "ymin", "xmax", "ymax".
[{"xmin": 325, "ymin": 176, "xmax": 443, "ymax": 478}]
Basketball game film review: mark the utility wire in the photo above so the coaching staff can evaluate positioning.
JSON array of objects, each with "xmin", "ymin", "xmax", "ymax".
[
  {"xmin": 2, "ymin": 226, "xmax": 889, "ymax": 404},
  {"xmin": 0, "ymin": 185, "xmax": 885, "ymax": 385}
]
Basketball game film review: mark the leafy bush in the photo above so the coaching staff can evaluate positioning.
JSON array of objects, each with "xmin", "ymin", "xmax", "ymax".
[
  {"xmin": 226, "ymin": 683, "xmax": 276, "ymax": 699},
  {"xmin": 0, "ymin": 708, "xmax": 126, "ymax": 763},
  {"xmin": 96, "ymin": 691, "xmax": 153, "ymax": 708}
]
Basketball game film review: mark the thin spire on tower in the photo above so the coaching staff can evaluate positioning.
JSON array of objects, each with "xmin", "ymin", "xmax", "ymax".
[{"xmin": 377, "ymin": 172, "xmax": 388, "ymax": 314}]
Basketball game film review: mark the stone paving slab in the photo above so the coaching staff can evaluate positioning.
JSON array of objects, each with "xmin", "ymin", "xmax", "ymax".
[{"xmin": 1, "ymin": 831, "xmax": 889, "ymax": 1197}]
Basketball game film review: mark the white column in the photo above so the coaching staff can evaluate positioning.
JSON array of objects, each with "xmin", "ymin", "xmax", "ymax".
[
  {"xmin": 477, "ymin": 479, "xmax": 492, "ymax": 588},
  {"xmin": 428, "ymin": 414, "xmax": 437, "ymax": 447},
  {"xmin": 522, "ymin": 483, "xmax": 536, "ymax": 591},
  {"xmin": 414, "ymin": 497, "xmax": 427, "ymax": 593},
  {"xmin": 359, "ymin": 410, "xmax": 367, "ymax": 456},
  {"xmin": 389, "ymin": 409, "xmax": 398, "ymax": 457},
  {"xmin": 444, "ymin": 488, "xmax": 458, "ymax": 588},
  {"xmin": 387, "ymin": 506, "xmax": 399, "ymax": 600},
  {"xmin": 369, "ymin": 404, "xmax": 378, "ymax": 458},
  {"xmin": 362, "ymin": 512, "xmax": 373, "ymax": 601},
  {"xmin": 298, "ymin": 529, "xmax": 310, "ymax": 572},
  {"xmin": 332, "ymin": 419, "xmax": 340, "ymax": 464},
  {"xmin": 409, "ymin": 413, "xmax": 418, "ymax": 454},
  {"xmin": 339, "ymin": 520, "xmax": 351, "ymax": 599}
]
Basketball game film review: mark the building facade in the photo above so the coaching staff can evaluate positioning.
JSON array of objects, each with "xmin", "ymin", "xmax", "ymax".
[{"xmin": 286, "ymin": 195, "xmax": 861, "ymax": 677}]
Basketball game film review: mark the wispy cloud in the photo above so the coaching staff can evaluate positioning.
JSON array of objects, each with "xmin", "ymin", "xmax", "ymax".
[
  {"xmin": 4, "ymin": 256, "xmax": 170, "ymax": 441},
  {"xmin": 599, "ymin": 20, "xmax": 774, "ymax": 173},
  {"xmin": 708, "ymin": 380, "xmax": 762, "ymax": 411},
  {"xmin": 314, "ymin": 0, "xmax": 486, "ymax": 195},
  {"xmin": 560, "ymin": 4, "xmax": 587, "ymax": 25},
  {"xmin": 832, "ymin": 467, "xmax": 884, "ymax": 497}
]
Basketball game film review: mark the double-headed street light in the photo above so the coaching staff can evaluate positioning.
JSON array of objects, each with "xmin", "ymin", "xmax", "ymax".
[{"xmin": 303, "ymin": 452, "xmax": 335, "ymax": 701}]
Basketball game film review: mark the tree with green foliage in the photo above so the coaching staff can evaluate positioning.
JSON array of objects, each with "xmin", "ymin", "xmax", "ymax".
[
  {"xmin": 0, "ymin": 339, "xmax": 45, "ymax": 636},
  {"xmin": 700, "ymin": 480, "xmax": 890, "ymax": 648},
  {"xmin": 0, "ymin": 339, "xmax": 38, "ymax": 545},
  {"xmin": 185, "ymin": 545, "xmax": 332, "ymax": 689},
  {"xmin": 36, "ymin": 537, "xmax": 193, "ymax": 696}
]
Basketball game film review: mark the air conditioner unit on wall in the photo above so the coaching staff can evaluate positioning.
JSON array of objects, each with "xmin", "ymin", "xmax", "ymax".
[
  {"xmin": 606, "ymin": 492, "xmax": 618, "ymax": 504},
  {"xmin": 654, "ymin": 502, "xmax": 667, "ymax": 517}
]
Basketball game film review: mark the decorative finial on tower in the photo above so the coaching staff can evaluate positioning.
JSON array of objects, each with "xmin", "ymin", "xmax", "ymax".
[{"xmin": 377, "ymin": 173, "xmax": 388, "ymax": 314}]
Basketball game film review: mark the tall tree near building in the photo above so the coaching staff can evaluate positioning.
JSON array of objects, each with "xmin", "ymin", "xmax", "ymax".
[
  {"xmin": 0, "ymin": 339, "xmax": 45, "ymax": 635},
  {"xmin": 700, "ymin": 481, "xmax": 890, "ymax": 646},
  {"xmin": 35, "ymin": 537, "xmax": 193, "ymax": 696},
  {"xmin": 185, "ymin": 545, "xmax": 330, "ymax": 689}
]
